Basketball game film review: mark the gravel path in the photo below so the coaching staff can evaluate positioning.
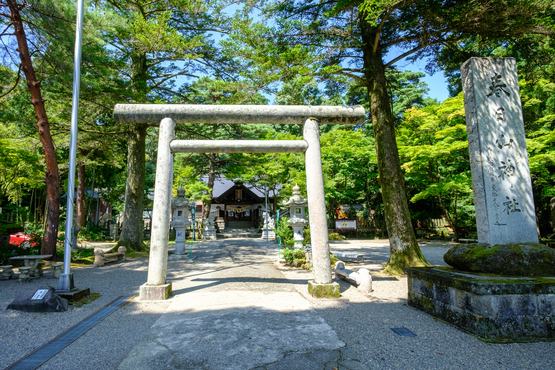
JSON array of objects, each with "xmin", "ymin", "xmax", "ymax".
[{"xmin": 1, "ymin": 238, "xmax": 554, "ymax": 370}]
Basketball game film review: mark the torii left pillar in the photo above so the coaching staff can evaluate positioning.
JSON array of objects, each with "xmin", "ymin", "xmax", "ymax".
[{"xmin": 139, "ymin": 117, "xmax": 175, "ymax": 300}]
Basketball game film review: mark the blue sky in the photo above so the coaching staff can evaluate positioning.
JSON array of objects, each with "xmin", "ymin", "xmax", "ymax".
[
  {"xmin": 387, "ymin": 46, "xmax": 451, "ymax": 103},
  {"xmin": 419, "ymin": 72, "xmax": 450, "ymax": 102}
]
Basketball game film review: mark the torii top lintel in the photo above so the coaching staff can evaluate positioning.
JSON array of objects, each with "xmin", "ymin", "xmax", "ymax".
[{"xmin": 113, "ymin": 104, "xmax": 366, "ymax": 125}]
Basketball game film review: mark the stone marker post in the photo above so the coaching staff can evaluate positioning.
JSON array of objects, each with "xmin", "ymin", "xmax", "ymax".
[
  {"xmin": 461, "ymin": 58, "xmax": 538, "ymax": 245},
  {"xmin": 140, "ymin": 117, "xmax": 175, "ymax": 300}
]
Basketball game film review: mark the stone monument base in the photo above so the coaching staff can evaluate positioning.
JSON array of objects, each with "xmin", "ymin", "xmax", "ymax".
[
  {"xmin": 261, "ymin": 230, "xmax": 276, "ymax": 240},
  {"xmin": 139, "ymin": 282, "xmax": 172, "ymax": 300},
  {"xmin": 406, "ymin": 267, "xmax": 555, "ymax": 341},
  {"xmin": 203, "ymin": 230, "xmax": 217, "ymax": 240},
  {"xmin": 168, "ymin": 253, "xmax": 189, "ymax": 261},
  {"xmin": 307, "ymin": 280, "xmax": 340, "ymax": 298}
]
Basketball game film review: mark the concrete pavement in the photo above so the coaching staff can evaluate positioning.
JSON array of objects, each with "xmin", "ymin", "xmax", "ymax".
[{"xmin": 117, "ymin": 238, "xmax": 554, "ymax": 370}]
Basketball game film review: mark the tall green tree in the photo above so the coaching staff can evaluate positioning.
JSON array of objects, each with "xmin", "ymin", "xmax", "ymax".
[
  {"xmin": 398, "ymin": 94, "xmax": 474, "ymax": 241},
  {"xmin": 1, "ymin": 0, "xmax": 65, "ymax": 255},
  {"xmin": 320, "ymin": 128, "xmax": 377, "ymax": 223},
  {"xmin": 236, "ymin": 0, "xmax": 554, "ymax": 274},
  {"xmin": 97, "ymin": 0, "xmax": 239, "ymax": 250}
]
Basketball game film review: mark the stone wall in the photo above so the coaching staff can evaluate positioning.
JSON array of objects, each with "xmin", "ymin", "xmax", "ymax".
[{"xmin": 406, "ymin": 267, "xmax": 555, "ymax": 341}]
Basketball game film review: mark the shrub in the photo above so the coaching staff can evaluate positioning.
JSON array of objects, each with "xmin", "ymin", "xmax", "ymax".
[
  {"xmin": 78, "ymin": 224, "xmax": 106, "ymax": 241},
  {"xmin": 275, "ymin": 217, "xmax": 294, "ymax": 247},
  {"xmin": 283, "ymin": 247, "xmax": 306, "ymax": 266},
  {"xmin": 328, "ymin": 232, "xmax": 346, "ymax": 240}
]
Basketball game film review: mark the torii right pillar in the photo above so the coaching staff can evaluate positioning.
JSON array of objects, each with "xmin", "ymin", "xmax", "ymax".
[{"xmin": 304, "ymin": 119, "xmax": 340, "ymax": 297}]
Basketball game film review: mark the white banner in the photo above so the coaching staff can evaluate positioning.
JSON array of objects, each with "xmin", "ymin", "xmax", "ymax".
[{"xmin": 335, "ymin": 219, "xmax": 356, "ymax": 230}]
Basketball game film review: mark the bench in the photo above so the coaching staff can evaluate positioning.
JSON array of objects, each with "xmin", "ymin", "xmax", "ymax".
[
  {"xmin": 8, "ymin": 254, "xmax": 52, "ymax": 279},
  {"xmin": 332, "ymin": 252, "xmax": 365, "ymax": 263},
  {"xmin": 334, "ymin": 261, "xmax": 372, "ymax": 294},
  {"xmin": 93, "ymin": 246, "xmax": 127, "ymax": 267}
]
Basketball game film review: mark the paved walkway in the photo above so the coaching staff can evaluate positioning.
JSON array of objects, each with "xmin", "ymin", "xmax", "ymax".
[{"xmin": 2, "ymin": 238, "xmax": 554, "ymax": 369}]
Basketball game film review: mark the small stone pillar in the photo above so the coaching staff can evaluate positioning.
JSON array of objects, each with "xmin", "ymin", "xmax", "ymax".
[
  {"xmin": 52, "ymin": 263, "xmax": 63, "ymax": 278},
  {"xmin": 18, "ymin": 267, "xmax": 31, "ymax": 282},
  {"xmin": 169, "ymin": 187, "xmax": 194, "ymax": 258},
  {"xmin": 461, "ymin": 58, "xmax": 538, "ymax": 245},
  {"xmin": 1, "ymin": 265, "xmax": 13, "ymax": 280},
  {"xmin": 203, "ymin": 213, "xmax": 217, "ymax": 240},
  {"xmin": 282, "ymin": 184, "xmax": 308, "ymax": 250}
]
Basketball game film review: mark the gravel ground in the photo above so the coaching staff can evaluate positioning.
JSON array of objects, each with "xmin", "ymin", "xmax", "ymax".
[
  {"xmin": 275, "ymin": 239, "xmax": 555, "ymax": 370},
  {"xmin": 0, "ymin": 257, "xmax": 170, "ymax": 370},
  {"xmin": 1, "ymin": 238, "xmax": 554, "ymax": 370}
]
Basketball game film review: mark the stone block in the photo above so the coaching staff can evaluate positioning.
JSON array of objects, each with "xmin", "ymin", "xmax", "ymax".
[
  {"xmin": 57, "ymin": 288, "xmax": 91, "ymax": 302},
  {"xmin": 7, "ymin": 286, "xmax": 68, "ymax": 312},
  {"xmin": 307, "ymin": 281, "xmax": 340, "ymax": 298},
  {"xmin": 537, "ymin": 295, "xmax": 555, "ymax": 316},
  {"xmin": 139, "ymin": 282, "xmax": 172, "ymax": 301},
  {"xmin": 406, "ymin": 267, "xmax": 555, "ymax": 340}
]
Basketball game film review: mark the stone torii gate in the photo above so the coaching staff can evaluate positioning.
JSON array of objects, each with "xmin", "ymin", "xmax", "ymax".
[{"xmin": 113, "ymin": 104, "xmax": 366, "ymax": 300}]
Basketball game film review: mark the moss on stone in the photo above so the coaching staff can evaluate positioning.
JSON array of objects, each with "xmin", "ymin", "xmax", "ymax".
[
  {"xmin": 307, "ymin": 281, "xmax": 340, "ymax": 298},
  {"xmin": 444, "ymin": 243, "xmax": 555, "ymax": 276},
  {"xmin": 69, "ymin": 292, "xmax": 101, "ymax": 307},
  {"xmin": 382, "ymin": 246, "xmax": 431, "ymax": 276}
]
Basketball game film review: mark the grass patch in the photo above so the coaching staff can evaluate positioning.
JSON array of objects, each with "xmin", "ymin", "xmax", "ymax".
[
  {"xmin": 126, "ymin": 251, "xmax": 149, "ymax": 259},
  {"xmin": 69, "ymin": 292, "xmax": 102, "ymax": 308}
]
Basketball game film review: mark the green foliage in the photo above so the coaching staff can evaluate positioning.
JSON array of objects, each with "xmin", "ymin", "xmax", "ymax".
[
  {"xmin": 398, "ymin": 93, "xmax": 475, "ymax": 237},
  {"xmin": 275, "ymin": 216, "xmax": 294, "ymax": 247},
  {"xmin": 282, "ymin": 247, "xmax": 306, "ymax": 266},
  {"xmin": 0, "ymin": 220, "xmax": 23, "ymax": 235},
  {"xmin": 320, "ymin": 129, "xmax": 378, "ymax": 220},
  {"xmin": 328, "ymin": 232, "xmax": 346, "ymax": 240},
  {"xmin": 78, "ymin": 224, "xmax": 106, "ymax": 241},
  {"xmin": 0, "ymin": 238, "xmax": 41, "ymax": 264},
  {"xmin": 0, "ymin": 124, "xmax": 44, "ymax": 202},
  {"xmin": 173, "ymin": 166, "xmax": 212, "ymax": 204},
  {"xmin": 72, "ymin": 248, "xmax": 95, "ymax": 259}
]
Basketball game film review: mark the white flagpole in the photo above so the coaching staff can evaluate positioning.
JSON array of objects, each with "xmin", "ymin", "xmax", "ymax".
[{"xmin": 57, "ymin": 0, "xmax": 85, "ymax": 292}]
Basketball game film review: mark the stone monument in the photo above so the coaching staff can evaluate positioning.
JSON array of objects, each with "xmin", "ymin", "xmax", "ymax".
[
  {"xmin": 461, "ymin": 57, "xmax": 538, "ymax": 245},
  {"xmin": 406, "ymin": 58, "xmax": 555, "ymax": 341},
  {"xmin": 282, "ymin": 184, "xmax": 308, "ymax": 249},
  {"xmin": 261, "ymin": 213, "xmax": 276, "ymax": 240},
  {"xmin": 169, "ymin": 187, "xmax": 195, "ymax": 260},
  {"xmin": 203, "ymin": 213, "xmax": 217, "ymax": 240}
]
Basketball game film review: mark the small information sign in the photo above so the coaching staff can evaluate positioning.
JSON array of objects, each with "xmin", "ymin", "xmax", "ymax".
[
  {"xmin": 31, "ymin": 289, "xmax": 49, "ymax": 300},
  {"xmin": 335, "ymin": 220, "xmax": 356, "ymax": 230}
]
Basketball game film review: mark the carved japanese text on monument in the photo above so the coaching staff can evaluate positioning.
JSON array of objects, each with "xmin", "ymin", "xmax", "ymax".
[
  {"xmin": 462, "ymin": 58, "xmax": 538, "ymax": 245},
  {"xmin": 486, "ymin": 72, "xmax": 511, "ymax": 98},
  {"xmin": 486, "ymin": 72, "xmax": 522, "ymax": 217}
]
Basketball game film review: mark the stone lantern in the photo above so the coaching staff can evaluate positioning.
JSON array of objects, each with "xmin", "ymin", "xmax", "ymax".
[
  {"xmin": 283, "ymin": 184, "xmax": 308, "ymax": 249},
  {"xmin": 170, "ymin": 187, "xmax": 195, "ymax": 257}
]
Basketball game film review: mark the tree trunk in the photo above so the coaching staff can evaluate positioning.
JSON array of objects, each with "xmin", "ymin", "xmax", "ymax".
[
  {"xmin": 360, "ymin": 17, "xmax": 429, "ymax": 275},
  {"xmin": 76, "ymin": 150, "xmax": 86, "ymax": 227},
  {"xmin": 7, "ymin": 0, "xmax": 60, "ymax": 258},
  {"xmin": 202, "ymin": 153, "xmax": 216, "ymax": 219},
  {"xmin": 117, "ymin": 124, "xmax": 147, "ymax": 251}
]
